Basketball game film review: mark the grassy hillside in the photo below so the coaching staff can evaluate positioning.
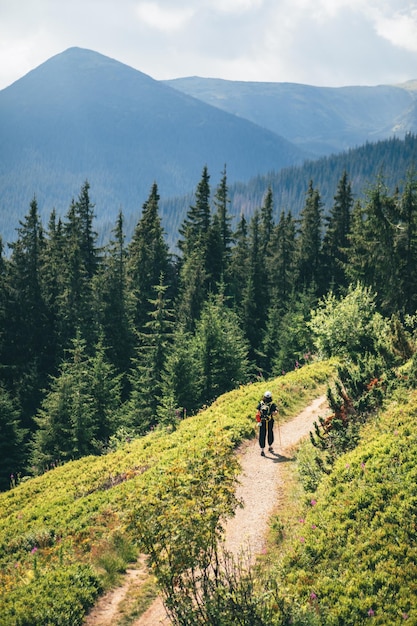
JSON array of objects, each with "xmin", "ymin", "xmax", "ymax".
[
  {"xmin": 0, "ymin": 361, "xmax": 334, "ymax": 625},
  {"xmin": 269, "ymin": 386, "xmax": 417, "ymax": 625},
  {"xmin": 3, "ymin": 356, "xmax": 416, "ymax": 625}
]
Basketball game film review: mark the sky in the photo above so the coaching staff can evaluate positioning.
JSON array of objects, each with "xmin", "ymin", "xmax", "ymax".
[{"xmin": 1, "ymin": 0, "xmax": 417, "ymax": 91}]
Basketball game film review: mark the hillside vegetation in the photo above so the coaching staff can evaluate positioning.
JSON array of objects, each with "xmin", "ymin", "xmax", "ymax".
[
  {"xmin": 0, "ymin": 361, "xmax": 334, "ymax": 625},
  {"xmin": 3, "ymin": 350, "xmax": 417, "ymax": 625},
  {"xmin": 276, "ymin": 386, "xmax": 417, "ymax": 625}
]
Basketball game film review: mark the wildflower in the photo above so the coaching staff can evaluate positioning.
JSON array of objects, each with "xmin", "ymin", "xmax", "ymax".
[
  {"xmin": 299, "ymin": 518, "xmax": 305, "ymax": 524},
  {"xmin": 311, "ymin": 524, "xmax": 317, "ymax": 529},
  {"xmin": 300, "ymin": 536, "xmax": 305, "ymax": 543},
  {"xmin": 31, "ymin": 546, "xmax": 38, "ymax": 554},
  {"xmin": 368, "ymin": 608, "xmax": 375, "ymax": 617},
  {"xmin": 310, "ymin": 592, "xmax": 317, "ymax": 600},
  {"xmin": 311, "ymin": 499, "xmax": 317, "ymax": 507},
  {"xmin": 402, "ymin": 614, "xmax": 409, "ymax": 620}
]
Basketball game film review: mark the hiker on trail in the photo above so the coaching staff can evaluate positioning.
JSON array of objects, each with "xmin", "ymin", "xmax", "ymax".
[{"xmin": 256, "ymin": 390, "xmax": 278, "ymax": 456}]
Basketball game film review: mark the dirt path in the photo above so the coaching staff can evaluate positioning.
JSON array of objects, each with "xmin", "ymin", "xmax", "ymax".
[{"xmin": 83, "ymin": 394, "xmax": 328, "ymax": 626}]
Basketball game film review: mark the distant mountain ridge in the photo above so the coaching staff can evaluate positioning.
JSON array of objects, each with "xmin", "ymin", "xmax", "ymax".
[
  {"xmin": 164, "ymin": 76, "xmax": 417, "ymax": 156},
  {"xmin": 0, "ymin": 47, "xmax": 306, "ymax": 244},
  {"xmin": 1, "ymin": 46, "xmax": 417, "ymax": 246}
]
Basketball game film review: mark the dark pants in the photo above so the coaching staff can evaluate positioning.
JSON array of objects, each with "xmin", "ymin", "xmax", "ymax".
[{"xmin": 259, "ymin": 418, "xmax": 274, "ymax": 449}]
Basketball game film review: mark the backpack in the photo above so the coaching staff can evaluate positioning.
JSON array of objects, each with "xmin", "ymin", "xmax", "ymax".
[{"xmin": 258, "ymin": 401, "xmax": 271, "ymax": 421}]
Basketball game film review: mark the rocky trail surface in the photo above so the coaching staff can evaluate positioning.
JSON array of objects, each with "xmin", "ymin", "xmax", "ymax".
[{"xmin": 83, "ymin": 394, "xmax": 328, "ymax": 626}]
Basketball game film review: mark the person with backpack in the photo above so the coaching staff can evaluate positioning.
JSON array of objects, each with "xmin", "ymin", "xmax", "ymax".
[{"xmin": 256, "ymin": 390, "xmax": 278, "ymax": 456}]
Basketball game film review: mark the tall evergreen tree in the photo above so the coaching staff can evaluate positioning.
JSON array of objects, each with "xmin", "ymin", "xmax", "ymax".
[
  {"xmin": 6, "ymin": 198, "xmax": 48, "ymax": 422},
  {"xmin": 158, "ymin": 326, "xmax": 200, "ymax": 424},
  {"xmin": 207, "ymin": 167, "xmax": 234, "ymax": 290},
  {"xmin": 0, "ymin": 384, "xmax": 27, "ymax": 492},
  {"xmin": 192, "ymin": 293, "xmax": 250, "ymax": 406},
  {"xmin": 261, "ymin": 210, "xmax": 297, "ymax": 376},
  {"xmin": 268, "ymin": 209, "xmax": 297, "ymax": 307},
  {"xmin": 125, "ymin": 277, "xmax": 174, "ymax": 434},
  {"xmin": 321, "ymin": 171, "xmax": 353, "ymax": 293},
  {"xmin": 229, "ymin": 214, "xmax": 249, "ymax": 314},
  {"xmin": 260, "ymin": 186, "xmax": 275, "ymax": 258},
  {"xmin": 57, "ymin": 183, "xmax": 101, "ymax": 352},
  {"xmin": 75, "ymin": 180, "xmax": 99, "ymax": 280},
  {"xmin": 346, "ymin": 179, "xmax": 398, "ymax": 314},
  {"xmin": 395, "ymin": 172, "xmax": 417, "ymax": 314},
  {"xmin": 126, "ymin": 183, "xmax": 170, "ymax": 335},
  {"xmin": 177, "ymin": 167, "xmax": 212, "ymax": 328},
  {"xmin": 296, "ymin": 180, "xmax": 323, "ymax": 291},
  {"xmin": 178, "ymin": 166, "xmax": 211, "ymax": 257},
  {"xmin": 240, "ymin": 210, "xmax": 268, "ymax": 364},
  {"xmin": 95, "ymin": 211, "xmax": 133, "ymax": 381},
  {"xmin": 31, "ymin": 333, "xmax": 122, "ymax": 469}
]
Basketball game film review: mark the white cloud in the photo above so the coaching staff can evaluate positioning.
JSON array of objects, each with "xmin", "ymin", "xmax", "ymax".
[
  {"xmin": 374, "ymin": 8, "xmax": 417, "ymax": 52},
  {"xmin": 135, "ymin": 1, "xmax": 195, "ymax": 31},
  {"xmin": 1, "ymin": 0, "xmax": 417, "ymax": 89}
]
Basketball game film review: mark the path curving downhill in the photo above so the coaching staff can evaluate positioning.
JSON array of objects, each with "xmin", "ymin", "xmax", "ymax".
[{"xmin": 83, "ymin": 394, "xmax": 328, "ymax": 626}]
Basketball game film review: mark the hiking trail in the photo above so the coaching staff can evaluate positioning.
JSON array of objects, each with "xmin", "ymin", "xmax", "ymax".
[{"xmin": 83, "ymin": 394, "xmax": 328, "ymax": 626}]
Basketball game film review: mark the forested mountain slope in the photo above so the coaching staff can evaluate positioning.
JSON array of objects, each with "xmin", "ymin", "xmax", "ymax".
[
  {"xmin": 165, "ymin": 75, "xmax": 417, "ymax": 155},
  {"xmin": 0, "ymin": 47, "xmax": 306, "ymax": 244}
]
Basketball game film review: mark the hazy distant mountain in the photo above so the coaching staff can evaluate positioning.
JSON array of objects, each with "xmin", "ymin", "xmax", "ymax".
[
  {"xmin": 0, "ymin": 47, "xmax": 306, "ymax": 243},
  {"xmin": 165, "ymin": 77, "xmax": 417, "ymax": 155}
]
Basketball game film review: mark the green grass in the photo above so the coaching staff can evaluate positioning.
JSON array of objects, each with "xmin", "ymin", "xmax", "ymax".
[
  {"xmin": 0, "ymin": 360, "xmax": 335, "ymax": 626},
  {"xmin": 270, "ymin": 387, "xmax": 417, "ymax": 625}
]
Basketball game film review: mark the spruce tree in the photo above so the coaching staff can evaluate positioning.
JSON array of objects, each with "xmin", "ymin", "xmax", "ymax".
[
  {"xmin": 158, "ymin": 326, "xmax": 200, "ymax": 424},
  {"xmin": 124, "ymin": 277, "xmax": 174, "ymax": 433},
  {"xmin": 346, "ymin": 179, "xmax": 398, "ymax": 314},
  {"xmin": 192, "ymin": 293, "xmax": 250, "ymax": 406},
  {"xmin": 31, "ymin": 333, "xmax": 122, "ymax": 469},
  {"xmin": 395, "ymin": 172, "xmax": 417, "ymax": 314},
  {"xmin": 126, "ymin": 183, "xmax": 170, "ymax": 335},
  {"xmin": 207, "ymin": 167, "xmax": 233, "ymax": 290},
  {"xmin": 6, "ymin": 198, "xmax": 48, "ymax": 422},
  {"xmin": 0, "ymin": 384, "xmax": 27, "ymax": 492},
  {"xmin": 296, "ymin": 180, "xmax": 323, "ymax": 291},
  {"xmin": 321, "ymin": 171, "xmax": 353, "ymax": 294},
  {"xmin": 95, "ymin": 211, "xmax": 133, "ymax": 382},
  {"xmin": 176, "ymin": 167, "xmax": 212, "ymax": 328},
  {"xmin": 229, "ymin": 214, "xmax": 249, "ymax": 314}
]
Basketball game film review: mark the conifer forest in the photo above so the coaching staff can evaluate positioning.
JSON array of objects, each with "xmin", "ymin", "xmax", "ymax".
[{"xmin": 1, "ymin": 164, "xmax": 417, "ymax": 491}]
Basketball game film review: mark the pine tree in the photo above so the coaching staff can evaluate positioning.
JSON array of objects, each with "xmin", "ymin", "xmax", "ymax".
[
  {"xmin": 240, "ymin": 210, "xmax": 268, "ymax": 363},
  {"xmin": 158, "ymin": 326, "xmax": 200, "ymax": 424},
  {"xmin": 192, "ymin": 293, "xmax": 250, "ymax": 406},
  {"xmin": 6, "ymin": 197, "xmax": 48, "ymax": 422},
  {"xmin": 268, "ymin": 209, "xmax": 297, "ymax": 307},
  {"xmin": 346, "ymin": 179, "xmax": 398, "ymax": 314},
  {"xmin": 207, "ymin": 167, "xmax": 234, "ymax": 290},
  {"xmin": 176, "ymin": 167, "xmax": 212, "ymax": 327},
  {"xmin": 58, "ymin": 184, "xmax": 101, "ymax": 352},
  {"xmin": 31, "ymin": 333, "xmax": 122, "ymax": 469},
  {"xmin": 75, "ymin": 180, "xmax": 99, "ymax": 280},
  {"xmin": 178, "ymin": 165, "xmax": 211, "ymax": 257},
  {"xmin": 229, "ymin": 214, "xmax": 249, "ymax": 313},
  {"xmin": 395, "ymin": 172, "xmax": 417, "ymax": 314},
  {"xmin": 95, "ymin": 211, "xmax": 133, "ymax": 382},
  {"xmin": 0, "ymin": 384, "xmax": 27, "ymax": 492},
  {"xmin": 296, "ymin": 180, "xmax": 323, "ymax": 291},
  {"xmin": 126, "ymin": 183, "xmax": 170, "ymax": 335},
  {"xmin": 125, "ymin": 277, "xmax": 175, "ymax": 433},
  {"xmin": 321, "ymin": 171, "xmax": 353, "ymax": 293}
]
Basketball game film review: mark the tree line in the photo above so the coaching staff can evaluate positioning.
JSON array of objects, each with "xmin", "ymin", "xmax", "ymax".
[{"xmin": 1, "ymin": 165, "xmax": 417, "ymax": 490}]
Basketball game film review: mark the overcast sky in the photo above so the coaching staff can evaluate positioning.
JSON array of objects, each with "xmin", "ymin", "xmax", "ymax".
[{"xmin": 1, "ymin": 0, "xmax": 417, "ymax": 91}]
